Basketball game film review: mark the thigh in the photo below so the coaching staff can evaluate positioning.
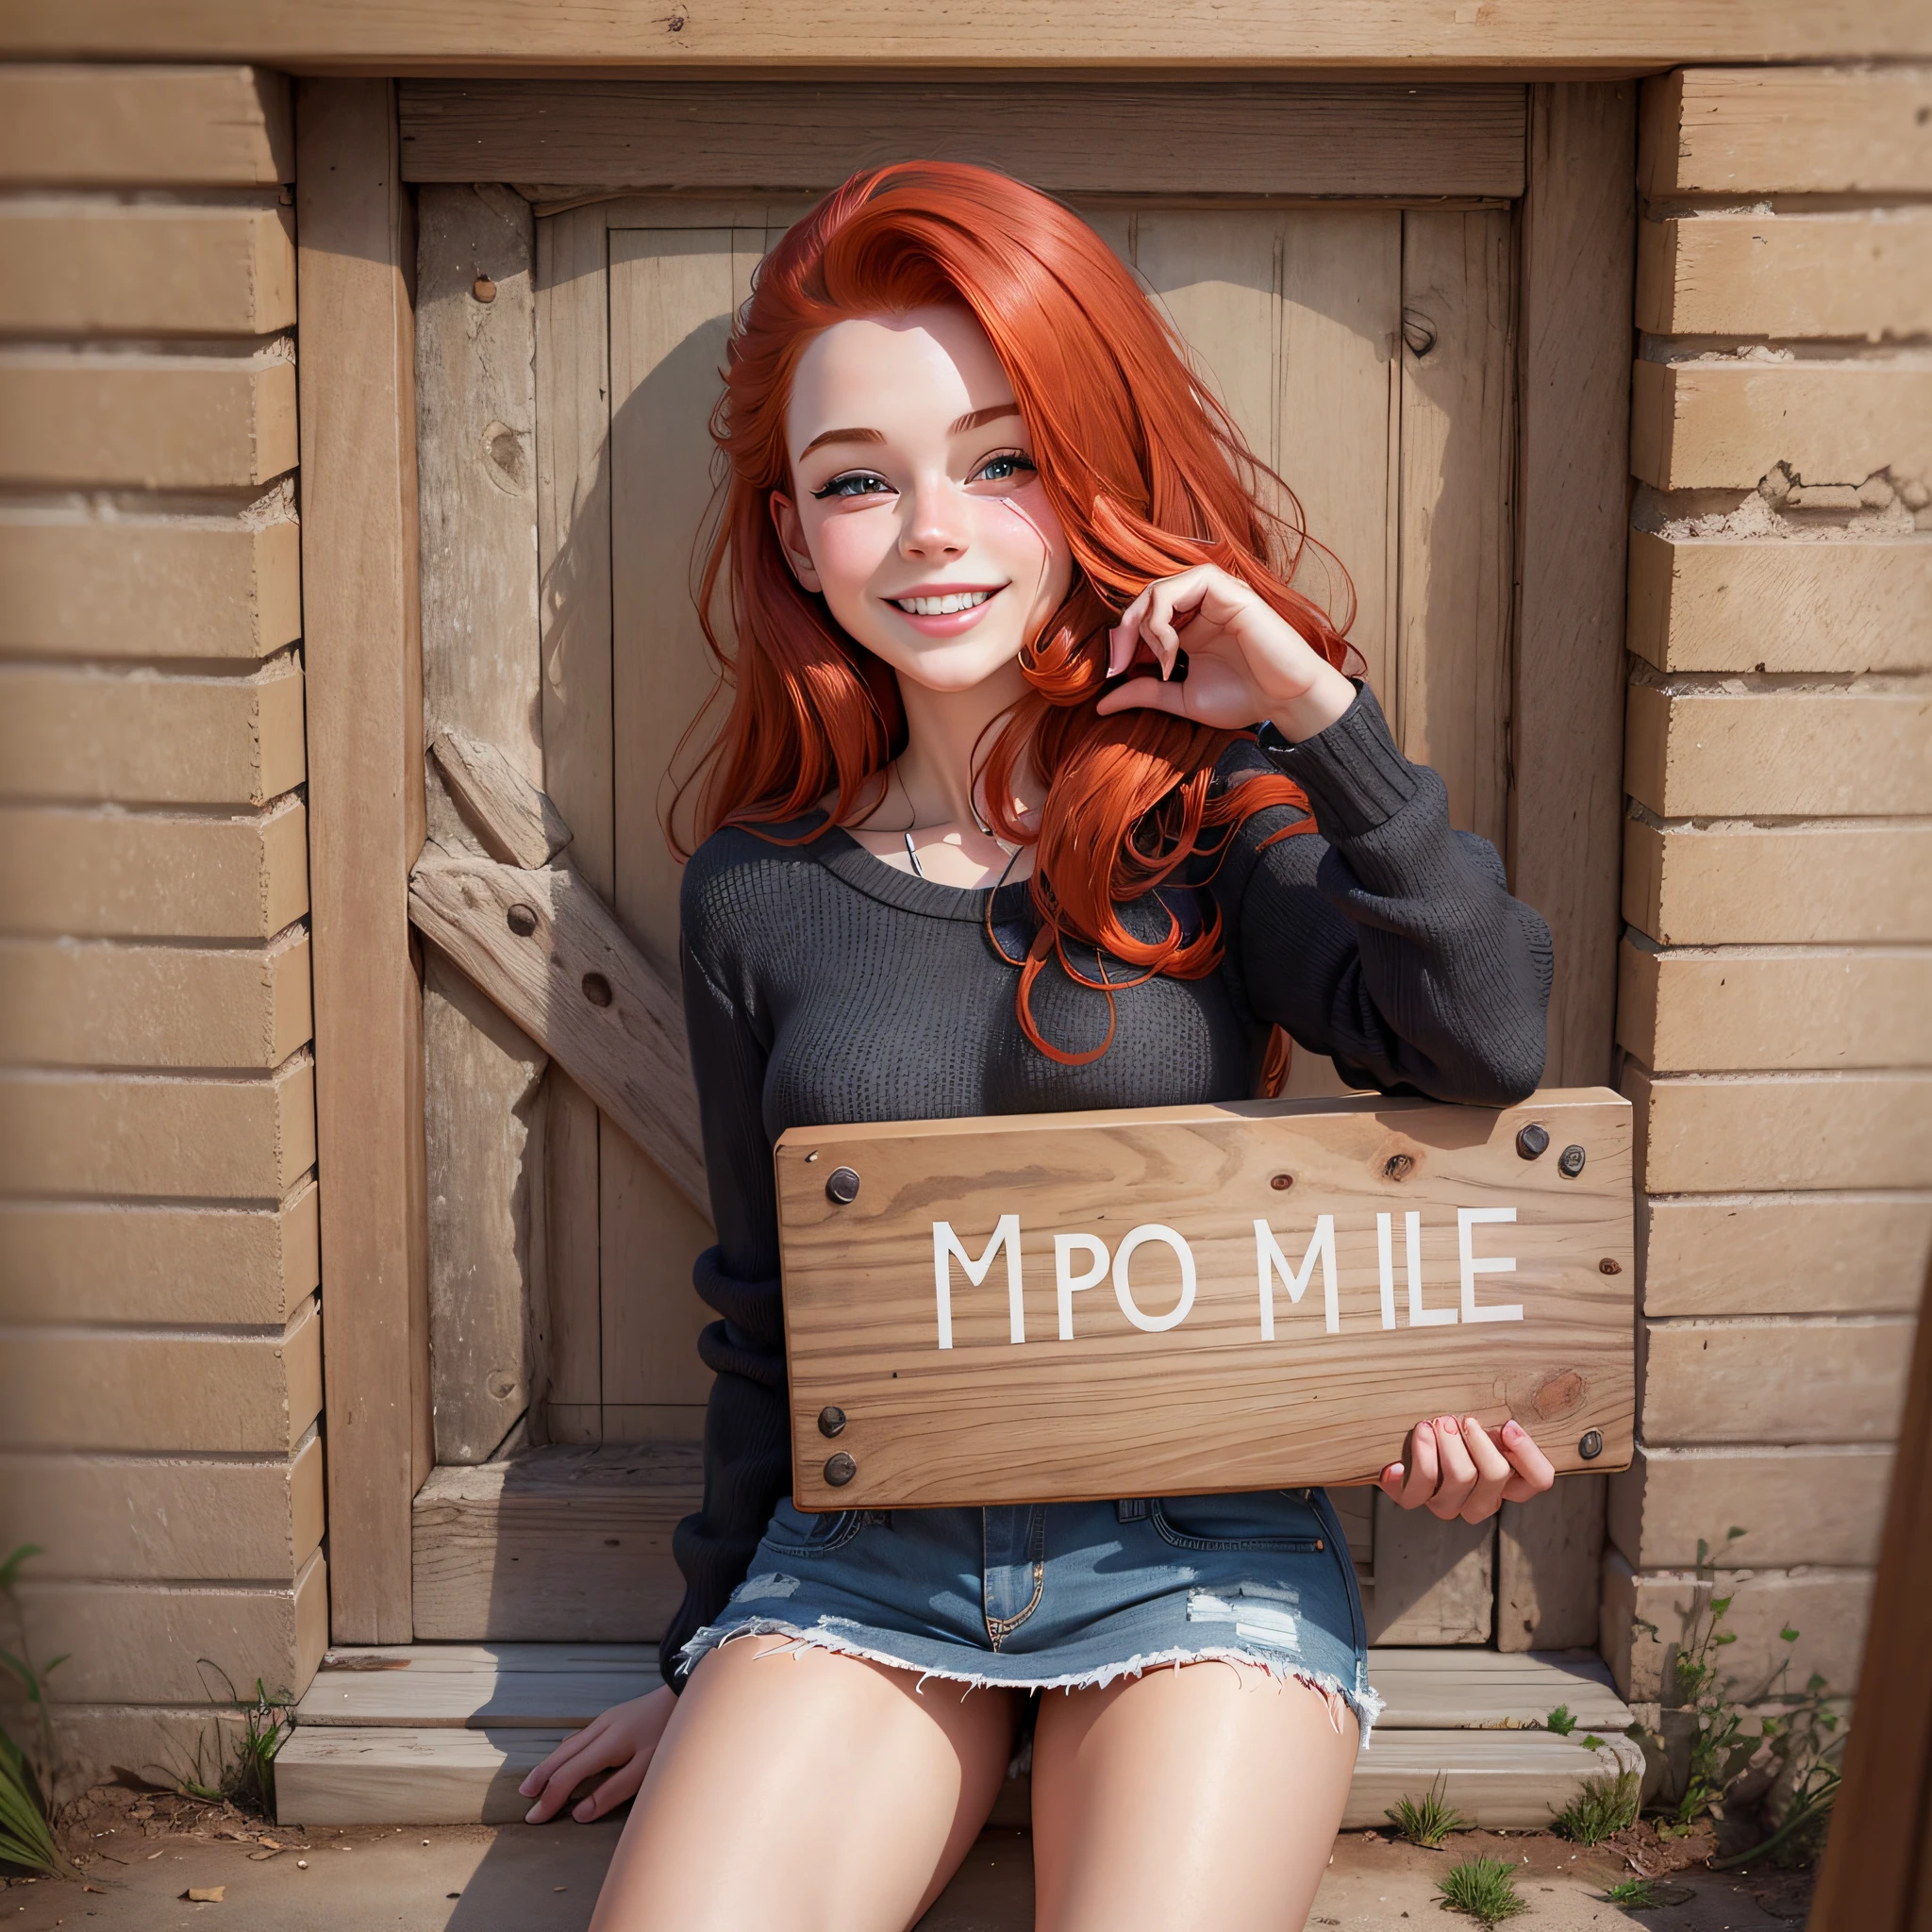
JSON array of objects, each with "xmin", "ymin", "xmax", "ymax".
[
  {"xmin": 588, "ymin": 1633, "xmax": 1019, "ymax": 1932},
  {"xmin": 1030, "ymin": 1662, "xmax": 1358, "ymax": 1932}
]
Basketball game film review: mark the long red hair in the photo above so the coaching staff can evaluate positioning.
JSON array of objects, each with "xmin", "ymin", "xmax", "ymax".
[{"xmin": 679, "ymin": 161, "xmax": 1354, "ymax": 1078}]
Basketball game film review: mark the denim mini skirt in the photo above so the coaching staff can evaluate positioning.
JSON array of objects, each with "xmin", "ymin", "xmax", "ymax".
[{"xmin": 675, "ymin": 1487, "xmax": 1382, "ymax": 1741}]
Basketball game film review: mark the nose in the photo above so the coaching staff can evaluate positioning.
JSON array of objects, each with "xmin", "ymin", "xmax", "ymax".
[{"xmin": 899, "ymin": 473, "xmax": 969, "ymax": 562}]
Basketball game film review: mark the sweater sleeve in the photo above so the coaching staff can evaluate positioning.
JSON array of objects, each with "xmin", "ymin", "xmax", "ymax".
[
  {"xmin": 658, "ymin": 887, "xmax": 792, "ymax": 1691},
  {"xmin": 1214, "ymin": 684, "xmax": 1552, "ymax": 1106}
]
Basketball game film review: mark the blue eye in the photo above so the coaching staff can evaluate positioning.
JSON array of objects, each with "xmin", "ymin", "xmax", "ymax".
[
  {"xmin": 974, "ymin": 451, "xmax": 1037, "ymax": 485},
  {"xmin": 811, "ymin": 471, "xmax": 893, "ymax": 501}
]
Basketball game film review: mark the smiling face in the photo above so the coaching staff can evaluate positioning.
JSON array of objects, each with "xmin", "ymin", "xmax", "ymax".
[{"xmin": 772, "ymin": 304, "xmax": 1074, "ymax": 696}]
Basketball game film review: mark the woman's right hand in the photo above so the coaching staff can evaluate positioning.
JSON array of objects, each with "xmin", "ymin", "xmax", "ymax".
[{"xmin": 518, "ymin": 1685, "xmax": 678, "ymax": 1824}]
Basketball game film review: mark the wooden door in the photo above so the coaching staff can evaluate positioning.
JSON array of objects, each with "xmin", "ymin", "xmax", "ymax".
[{"xmin": 527, "ymin": 191, "xmax": 1515, "ymax": 1641}]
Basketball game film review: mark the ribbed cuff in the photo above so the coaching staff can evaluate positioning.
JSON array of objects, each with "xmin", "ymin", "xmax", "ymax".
[{"xmin": 1257, "ymin": 684, "xmax": 1422, "ymax": 841}]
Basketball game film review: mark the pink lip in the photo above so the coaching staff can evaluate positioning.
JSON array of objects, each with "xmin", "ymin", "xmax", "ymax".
[{"xmin": 884, "ymin": 583, "xmax": 1008, "ymax": 639}]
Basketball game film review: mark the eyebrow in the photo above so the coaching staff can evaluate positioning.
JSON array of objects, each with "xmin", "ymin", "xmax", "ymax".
[{"xmin": 795, "ymin": 403, "xmax": 1023, "ymax": 462}]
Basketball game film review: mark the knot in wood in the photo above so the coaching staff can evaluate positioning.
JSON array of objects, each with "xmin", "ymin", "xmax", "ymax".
[
  {"xmin": 506, "ymin": 902, "xmax": 538, "ymax": 938},
  {"xmin": 1382, "ymin": 1152, "xmax": 1416, "ymax": 1182}
]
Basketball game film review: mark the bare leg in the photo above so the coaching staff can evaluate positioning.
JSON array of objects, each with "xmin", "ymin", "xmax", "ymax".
[
  {"xmin": 588, "ymin": 1634, "xmax": 1019, "ymax": 1932},
  {"xmin": 1031, "ymin": 1662, "xmax": 1358, "ymax": 1932}
]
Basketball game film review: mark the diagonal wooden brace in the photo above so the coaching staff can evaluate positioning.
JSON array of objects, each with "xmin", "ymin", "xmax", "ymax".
[{"xmin": 408, "ymin": 857, "xmax": 709, "ymax": 1224}]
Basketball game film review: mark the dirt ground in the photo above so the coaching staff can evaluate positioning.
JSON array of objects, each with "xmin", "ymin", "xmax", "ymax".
[{"xmin": 4, "ymin": 1784, "xmax": 1817, "ymax": 1931}]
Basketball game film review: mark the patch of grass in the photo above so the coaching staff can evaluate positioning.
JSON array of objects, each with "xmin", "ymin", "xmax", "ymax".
[
  {"xmin": 1553, "ymin": 1767, "xmax": 1641, "ymax": 1846},
  {"xmin": 0, "ymin": 1543, "xmax": 64, "ymax": 1878},
  {"xmin": 1386, "ymin": 1774, "xmax": 1470, "ymax": 1848},
  {"xmin": 1436, "ymin": 1855, "xmax": 1528, "ymax": 1925},
  {"xmin": 1599, "ymin": 1878, "xmax": 1666, "ymax": 1907},
  {"xmin": 185, "ymin": 1666, "xmax": 292, "ymax": 1820}
]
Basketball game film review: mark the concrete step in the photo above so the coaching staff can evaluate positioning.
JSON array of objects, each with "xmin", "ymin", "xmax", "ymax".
[{"xmin": 277, "ymin": 1642, "xmax": 1638, "ymax": 1829}]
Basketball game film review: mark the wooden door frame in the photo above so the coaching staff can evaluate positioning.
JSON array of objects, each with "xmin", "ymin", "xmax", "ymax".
[{"xmin": 299, "ymin": 74, "xmax": 1633, "ymax": 1643}]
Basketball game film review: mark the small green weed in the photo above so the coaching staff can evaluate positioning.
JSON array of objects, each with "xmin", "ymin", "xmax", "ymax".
[
  {"xmin": 186, "ymin": 1665, "xmax": 292, "ymax": 1819},
  {"xmin": 1553, "ymin": 1766, "xmax": 1640, "ymax": 1845},
  {"xmin": 0, "ymin": 1543, "xmax": 63, "ymax": 1877},
  {"xmin": 1386, "ymin": 1774, "xmax": 1469, "ymax": 1849},
  {"xmin": 1436, "ymin": 1854, "xmax": 1528, "ymax": 1925},
  {"xmin": 1599, "ymin": 1878, "xmax": 1666, "ymax": 1907}
]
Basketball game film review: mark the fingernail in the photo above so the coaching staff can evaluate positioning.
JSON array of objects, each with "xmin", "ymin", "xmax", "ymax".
[
  {"xmin": 525, "ymin": 1806, "xmax": 541, "ymax": 1824},
  {"xmin": 1464, "ymin": 1416, "xmax": 1481, "ymax": 1433},
  {"xmin": 1503, "ymin": 1419, "xmax": 1524, "ymax": 1441},
  {"xmin": 1441, "ymin": 1416, "xmax": 1459, "ymax": 1434},
  {"xmin": 575, "ymin": 1801, "xmax": 593, "ymax": 1821},
  {"xmin": 1385, "ymin": 1463, "xmax": 1404, "ymax": 1481}
]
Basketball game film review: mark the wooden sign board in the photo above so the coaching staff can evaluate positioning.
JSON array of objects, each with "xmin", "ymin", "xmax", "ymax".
[{"xmin": 776, "ymin": 1089, "xmax": 1633, "ymax": 1510}]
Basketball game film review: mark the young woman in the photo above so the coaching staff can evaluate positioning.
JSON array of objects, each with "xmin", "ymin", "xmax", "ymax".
[{"xmin": 519, "ymin": 161, "xmax": 1557, "ymax": 1931}]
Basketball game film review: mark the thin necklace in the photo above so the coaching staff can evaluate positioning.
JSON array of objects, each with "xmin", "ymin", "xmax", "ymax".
[{"xmin": 886, "ymin": 763, "xmax": 1020, "ymax": 880}]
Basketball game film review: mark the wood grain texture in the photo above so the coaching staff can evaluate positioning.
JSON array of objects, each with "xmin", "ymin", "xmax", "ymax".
[
  {"xmin": 1625, "ymin": 1064, "xmax": 1932, "ymax": 1194},
  {"xmin": 296, "ymin": 77, "xmax": 430, "ymax": 1645},
  {"xmin": 0, "ymin": 1180, "xmax": 318, "ymax": 1327},
  {"xmin": 415, "ymin": 182, "xmax": 553, "ymax": 1471},
  {"xmin": 0, "ymin": 930, "xmax": 310, "ymax": 1071},
  {"xmin": 1624, "ymin": 682, "xmax": 1932, "ymax": 819},
  {"xmin": 422, "ymin": 956, "xmax": 546, "ymax": 1466},
  {"xmin": 1626, "ymin": 531, "xmax": 1932, "ymax": 675},
  {"xmin": 407, "ymin": 857, "xmax": 707, "ymax": 1219},
  {"xmin": 0, "ymin": 1056, "xmax": 313, "ymax": 1200},
  {"xmin": 431, "ymin": 732, "xmax": 573, "ymax": 870},
  {"xmin": 0, "ymin": 1298, "xmax": 320, "ymax": 1454},
  {"xmin": 1608, "ymin": 1441, "xmax": 1894, "ymax": 1571},
  {"xmin": 1630, "ymin": 358, "xmax": 1932, "ymax": 495},
  {"xmin": 1619, "ymin": 940, "xmax": 1932, "ymax": 1073},
  {"xmin": 1367, "ymin": 1503, "xmax": 1493, "ymax": 1645},
  {"xmin": 275, "ymin": 1709, "xmax": 1641, "ymax": 1832},
  {"xmin": 1497, "ymin": 1474, "xmax": 1606, "ymax": 1653},
  {"xmin": 1510, "ymin": 83, "xmax": 1635, "ymax": 1093},
  {"xmin": 778, "ymin": 1090, "xmax": 1633, "ymax": 1509},
  {"xmin": 410, "ymin": 1442, "xmax": 700, "ymax": 1641},
  {"xmin": 0, "ymin": 351, "xmax": 297, "ymax": 490},
  {"xmin": 0, "ymin": 198, "xmax": 296, "ymax": 335},
  {"xmin": 1623, "ymin": 817, "xmax": 1932, "ymax": 945},
  {"xmin": 1636, "ymin": 210, "xmax": 1932, "ymax": 343},
  {"xmin": 1639, "ymin": 66, "xmax": 1932, "ymax": 198},
  {"xmin": 0, "ymin": 63, "xmax": 291, "ymax": 186},
  {"xmin": 1641, "ymin": 1191, "xmax": 1932, "ymax": 1318},
  {"xmin": 1808, "ymin": 1263, "xmax": 1932, "ymax": 1932},
  {"xmin": 1396, "ymin": 208, "xmax": 1515, "ymax": 854},
  {"xmin": 400, "ymin": 79, "xmax": 1524, "ymax": 197},
  {"xmin": 0, "ymin": 656, "xmax": 306, "ymax": 808},
  {"xmin": 0, "ymin": 515, "xmax": 301, "ymax": 663},
  {"xmin": 7, "ymin": 7, "xmax": 1928, "ymax": 70},
  {"xmin": 1641, "ymin": 1314, "xmax": 1913, "ymax": 1446},
  {"xmin": 534, "ymin": 203, "xmax": 614, "ymax": 1444},
  {"xmin": 0, "ymin": 1433, "xmax": 323, "ymax": 1581}
]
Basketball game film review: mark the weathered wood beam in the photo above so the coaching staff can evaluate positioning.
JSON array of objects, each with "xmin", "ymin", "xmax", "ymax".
[
  {"xmin": 408, "ymin": 857, "xmax": 708, "ymax": 1224},
  {"xmin": 431, "ymin": 728, "xmax": 573, "ymax": 871}
]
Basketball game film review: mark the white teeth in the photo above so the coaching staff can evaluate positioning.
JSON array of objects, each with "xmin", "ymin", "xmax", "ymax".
[{"xmin": 895, "ymin": 590, "xmax": 993, "ymax": 616}]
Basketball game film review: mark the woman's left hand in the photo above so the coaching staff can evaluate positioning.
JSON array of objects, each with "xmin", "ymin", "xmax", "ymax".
[
  {"xmin": 1095, "ymin": 561, "xmax": 1358, "ymax": 744},
  {"xmin": 1378, "ymin": 1415, "xmax": 1557, "ymax": 1524}
]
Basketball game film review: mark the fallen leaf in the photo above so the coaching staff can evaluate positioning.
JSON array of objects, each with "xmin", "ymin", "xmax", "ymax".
[
  {"xmin": 247, "ymin": 1850, "xmax": 280, "ymax": 1862},
  {"xmin": 183, "ymin": 1885, "xmax": 225, "ymax": 1902},
  {"xmin": 83, "ymin": 1886, "xmax": 106, "ymax": 1894}
]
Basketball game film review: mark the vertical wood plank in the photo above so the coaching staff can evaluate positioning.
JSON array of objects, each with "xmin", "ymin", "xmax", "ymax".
[
  {"xmin": 600, "ymin": 225, "xmax": 736, "ymax": 1436},
  {"xmin": 1397, "ymin": 208, "xmax": 1517, "ymax": 853},
  {"xmin": 294, "ymin": 77, "xmax": 428, "ymax": 1643},
  {"xmin": 1509, "ymin": 83, "xmax": 1635, "ymax": 1090},
  {"xmin": 416, "ymin": 183, "xmax": 551, "ymax": 1468},
  {"xmin": 535, "ymin": 204, "xmax": 614, "ymax": 1443},
  {"xmin": 1367, "ymin": 1495, "xmax": 1496, "ymax": 1644}
]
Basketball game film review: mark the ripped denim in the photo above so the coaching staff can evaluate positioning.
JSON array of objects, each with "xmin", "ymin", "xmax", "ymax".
[{"xmin": 675, "ymin": 1488, "xmax": 1382, "ymax": 1743}]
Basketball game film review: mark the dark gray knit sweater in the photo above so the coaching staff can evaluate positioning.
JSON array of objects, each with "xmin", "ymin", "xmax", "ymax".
[{"xmin": 660, "ymin": 686, "xmax": 1552, "ymax": 1687}]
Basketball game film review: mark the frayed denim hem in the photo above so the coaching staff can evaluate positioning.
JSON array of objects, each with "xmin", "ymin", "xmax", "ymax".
[{"xmin": 675, "ymin": 1615, "xmax": 1384, "ymax": 1747}]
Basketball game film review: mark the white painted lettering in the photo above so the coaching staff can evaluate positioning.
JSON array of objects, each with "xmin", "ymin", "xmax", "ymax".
[
  {"xmin": 1458, "ymin": 1207, "xmax": 1522, "ymax": 1323},
  {"xmin": 1255, "ymin": 1216, "xmax": 1338, "ymax": 1340},
  {"xmin": 932, "ymin": 1215, "xmax": 1025, "ymax": 1350},
  {"xmin": 1112, "ymin": 1224, "xmax": 1197, "ymax": 1333},
  {"xmin": 1054, "ymin": 1232, "xmax": 1110, "ymax": 1341},
  {"xmin": 1398, "ymin": 1208, "xmax": 1454, "ymax": 1328}
]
